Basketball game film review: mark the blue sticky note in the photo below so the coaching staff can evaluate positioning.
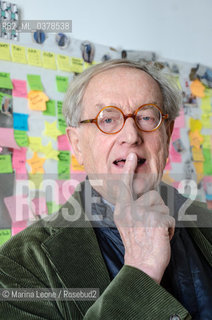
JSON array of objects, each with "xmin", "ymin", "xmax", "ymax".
[{"xmin": 13, "ymin": 113, "xmax": 29, "ymax": 131}]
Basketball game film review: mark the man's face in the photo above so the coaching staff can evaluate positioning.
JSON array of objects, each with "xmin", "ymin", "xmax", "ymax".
[{"xmin": 67, "ymin": 67, "xmax": 173, "ymax": 203}]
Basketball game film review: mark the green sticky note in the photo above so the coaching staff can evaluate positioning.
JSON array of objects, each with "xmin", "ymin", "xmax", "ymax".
[
  {"xmin": 58, "ymin": 161, "xmax": 70, "ymax": 180},
  {"xmin": 57, "ymin": 101, "xmax": 63, "ymax": 117},
  {"xmin": 14, "ymin": 130, "xmax": 29, "ymax": 147},
  {"xmin": 43, "ymin": 100, "xmax": 56, "ymax": 116},
  {"xmin": 46, "ymin": 202, "xmax": 61, "ymax": 215},
  {"xmin": 58, "ymin": 151, "xmax": 70, "ymax": 163},
  {"xmin": 56, "ymin": 76, "xmax": 69, "ymax": 93},
  {"xmin": 0, "ymin": 72, "xmax": 13, "ymax": 89},
  {"xmin": 58, "ymin": 151, "xmax": 70, "ymax": 179},
  {"xmin": 0, "ymin": 229, "xmax": 11, "ymax": 246},
  {"xmin": 0, "ymin": 155, "xmax": 13, "ymax": 173},
  {"xmin": 203, "ymin": 148, "xmax": 212, "ymax": 175},
  {"xmin": 27, "ymin": 74, "xmax": 43, "ymax": 91},
  {"xmin": 58, "ymin": 117, "xmax": 67, "ymax": 134}
]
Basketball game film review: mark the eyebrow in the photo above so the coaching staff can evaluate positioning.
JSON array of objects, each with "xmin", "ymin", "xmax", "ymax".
[{"xmin": 94, "ymin": 102, "xmax": 160, "ymax": 109}]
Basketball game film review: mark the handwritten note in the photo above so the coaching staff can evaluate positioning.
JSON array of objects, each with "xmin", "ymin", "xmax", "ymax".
[
  {"xmin": 58, "ymin": 151, "xmax": 70, "ymax": 180},
  {"xmin": 0, "ymin": 229, "xmax": 11, "ymax": 246},
  {"xmin": 12, "ymin": 147, "xmax": 27, "ymax": 174},
  {"xmin": 41, "ymin": 141, "xmax": 59, "ymax": 160},
  {"xmin": 192, "ymin": 147, "xmax": 204, "ymax": 162},
  {"xmin": 203, "ymin": 149, "xmax": 212, "ymax": 175},
  {"xmin": 27, "ymin": 48, "xmax": 42, "ymax": 67},
  {"xmin": 202, "ymin": 135, "xmax": 211, "ymax": 149},
  {"xmin": 27, "ymin": 152, "xmax": 46, "ymax": 174},
  {"xmin": 14, "ymin": 130, "xmax": 29, "ymax": 147},
  {"xmin": 11, "ymin": 44, "xmax": 27, "ymax": 64},
  {"xmin": 189, "ymin": 130, "xmax": 203, "ymax": 149},
  {"xmin": 201, "ymin": 113, "xmax": 212, "ymax": 129},
  {"xmin": 70, "ymin": 57, "xmax": 83, "ymax": 73},
  {"xmin": 201, "ymin": 96, "xmax": 211, "ymax": 113},
  {"xmin": 0, "ymin": 72, "xmax": 13, "ymax": 89},
  {"xmin": 27, "ymin": 74, "xmax": 43, "ymax": 91},
  {"xmin": 12, "ymin": 79, "xmax": 28, "ymax": 98},
  {"xmin": 29, "ymin": 137, "xmax": 43, "ymax": 153},
  {"xmin": 56, "ymin": 75, "xmax": 69, "ymax": 93},
  {"xmin": 0, "ymin": 154, "xmax": 13, "ymax": 173},
  {"xmin": 42, "ymin": 51, "xmax": 57, "ymax": 70},
  {"xmin": 0, "ymin": 128, "xmax": 20, "ymax": 149},
  {"xmin": 57, "ymin": 54, "xmax": 71, "ymax": 72},
  {"xmin": 174, "ymin": 109, "xmax": 185, "ymax": 128},
  {"xmin": 28, "ymin": 90, "xmax": 49, "ymax": 111},
  {"xmin": 43, "ymin": 100, "xmax": 56, "ymax": 116},
  {"xmin": 43, "ymin": 121, "xmax": 62, "ymax": 139},
  {"xmin": 0, "ymin": 43, "xmax": 11, "ymax": 61},
  {"xmin": 31, "ymin": 197, "xmax": 48, "ymax": 216},
  {"xmin": 13, "ymin": 113, "xmax": 29, "ymax": 131}
]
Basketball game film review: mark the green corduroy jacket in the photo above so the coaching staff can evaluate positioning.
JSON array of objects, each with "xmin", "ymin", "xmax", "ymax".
[{"xmin": 0, "ymin": 187, "xmax": 212, "ymax": 320}]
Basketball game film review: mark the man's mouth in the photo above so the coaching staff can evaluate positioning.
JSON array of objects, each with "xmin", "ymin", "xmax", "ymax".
[{"xmin": 113, "ymin": 157, "xmax": 146, "ymax": 168}]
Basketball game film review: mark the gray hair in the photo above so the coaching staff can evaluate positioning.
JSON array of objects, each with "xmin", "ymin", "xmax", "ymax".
[{"xmin": 63, "ymin": 59, "xmax": 182, "ymax": 127}]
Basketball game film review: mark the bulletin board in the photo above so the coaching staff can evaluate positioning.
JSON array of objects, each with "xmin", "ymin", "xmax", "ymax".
[{"xmin": 0, "ymin": 19, "xmax": 212, "ymax": 246}]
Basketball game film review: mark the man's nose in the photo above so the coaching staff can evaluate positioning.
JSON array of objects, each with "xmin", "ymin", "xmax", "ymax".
[{"xmin": 118, "ymin": 117, "xmax": 143, "ymax": 145}]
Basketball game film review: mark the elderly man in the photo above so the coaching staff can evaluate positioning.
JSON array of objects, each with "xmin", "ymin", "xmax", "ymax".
[{"xmin": 0, "ymin": 59, "xmax": 211, "ymax": 320}]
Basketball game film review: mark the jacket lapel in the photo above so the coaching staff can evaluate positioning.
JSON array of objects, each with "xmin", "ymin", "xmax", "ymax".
[{"xmin": 41, "ymin": 190, "xmax": 110, "ymax": 315}]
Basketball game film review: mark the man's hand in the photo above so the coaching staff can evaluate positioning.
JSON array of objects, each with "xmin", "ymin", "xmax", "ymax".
[{"xmin": 114, "ymin": 153, "xmax": 175, "ymax": 284}]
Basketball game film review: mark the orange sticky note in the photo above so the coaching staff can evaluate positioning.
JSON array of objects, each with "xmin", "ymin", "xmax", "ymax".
[
  {"xmin": 27, "ymin": 152, "xmax": 46, "ymax": 174},
  {"xmin": 189, "ymin": 130, "xmax": 204, "ymax": 149},
  {"xmin": 71, "ymin": 155, "xmax": 84, "ymax": 172},
  {"xmin": 190, "ymin": 79, "xmax": 205, "ymax": 98},
  {"xmin": 28, "ymin": 90, "xmax": 49, "ymax": 111}
]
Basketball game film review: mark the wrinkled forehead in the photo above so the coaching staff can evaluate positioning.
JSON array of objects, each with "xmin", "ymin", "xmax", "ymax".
[{"xmin": 81, "ymin": 67, "xmax": 163, "ymax": 115}]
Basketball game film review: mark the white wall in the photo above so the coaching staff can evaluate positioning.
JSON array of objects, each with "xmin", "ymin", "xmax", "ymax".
[{"xmin": 11, "ymin": 0, "xmax": 212, "ymax": 66}]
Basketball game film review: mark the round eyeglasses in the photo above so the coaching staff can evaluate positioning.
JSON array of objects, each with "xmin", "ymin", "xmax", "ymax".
[{"xmin": 79, "ymin": 104, "xmax": 169, "ymax": 134}]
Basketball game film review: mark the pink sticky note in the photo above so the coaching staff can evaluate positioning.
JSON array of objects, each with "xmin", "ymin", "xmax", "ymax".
[
  {"xmin": 12, "ymin": 220, "xmax": 27, "ymax": 236},
  {"xmin": 171, "ymin": 127, "xmax": 180, "ymax": 141},
  {"xmin": 174, "ymin": 109, "xmax": 185, "ymax": 128},
  {"xmin": 0, "ymin": 147, "xmax": 2, "ymax": 152},
  {"xmin": 31, "ymin": 197, "xmax": 48, "ymax": 216},
  {"xmin": 0, "ymin": 128, "xmax": 20, "ymax": 150},
  {"xmin": 57, "ymin": 134, "xmax": 70, "ymax": 151},
  {"xmin": 4, "ymin": 195, "xmax": 33, "ymax": 222},
  {"xmin": 169, "ymin": 144, "xmax": 182, "ymax": 162},
  {"xmin": 12, "ymin": 79, "xmax": 28, "ymax": 98},
  {"xmin": 12, "ymin": 147, "xmax": 27, "ymax": 174}
]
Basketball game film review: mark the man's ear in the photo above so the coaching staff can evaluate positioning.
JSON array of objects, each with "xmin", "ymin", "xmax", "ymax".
[
  {"xmin": 166, "ymin": 120, "xmax": 175, "ymax": 145},
  {"xmin": 66, "ymin": 127, "xmax": 84, "ymax": 165}
]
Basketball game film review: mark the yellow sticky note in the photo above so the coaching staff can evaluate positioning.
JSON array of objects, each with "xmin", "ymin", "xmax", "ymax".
[
  {"xmin": 43, "ymin": 121, "xmax": 61, "ymax": 140},
  {"xmin": 190, "ymin": 79, "xmax": 205, "ymax": 98},
  {"xmin": 11, "ymin": 45, "xmax": 27, "ymax": 64},
  {"xmin": 27, "ymin": 152, "xmax": 45, "ymax": 174},
  {"xmin": 41, "ymin": 142, "xmax": 59, "ymax": 160},
  {"xmin": 201, "ymin": 113, "xmax": 212, "ymax": 129},
  {"xmin": 0, "ymin": 43, "xmax": 11, "ymax": 61},
  {"xmin": 193, "ymin": 162, "xmax": 204, "ymax": 183},
  {"xmin": 27, "ymin": 48, "xmax": 42, "ymax": 67},
  {"xmin": 189, "ymin": 118, "xmax": 202, "ymax": 132},
  {"xmin": 70, "ymin": 57, "xmax": 83, "ymax": 73},
  {"xmin": 57, "ymin": 54, "xmax": 71, "ymax": 72},
  {"xmin": 28, "ymin": 90, "xmax": 49, "ymax": 111},
  {"xmin": 29, "ymin": 137, "xmax": 43, "ymax": 153},
  {"xmin": 189, "ymin": 130, "xmax": 203, "ymax": 149},
  {"xmin": 71, "ymin": 155, "xmax": 84, "ymax": 171},
  {"xmin": 42, "ymin": 51, "xmax": 57, "ymax": 70},
  {"xmin": 192, "ymin": 147, "xmax": 204, "ymax": 162},
  {"xmin": 201, "ymin": 96, "xmax": 211, "ymax": 113}
]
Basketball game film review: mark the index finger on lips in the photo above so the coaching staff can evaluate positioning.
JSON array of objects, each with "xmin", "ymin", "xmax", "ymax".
[{"xmin": 117, "ymin": 152, "xmax": 137, "ymax": 203}]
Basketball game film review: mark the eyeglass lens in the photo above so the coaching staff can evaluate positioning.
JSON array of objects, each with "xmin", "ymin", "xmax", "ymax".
[{"xmin": 97, "ymin": 105, "xmax": 162, "ymax": 133}]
